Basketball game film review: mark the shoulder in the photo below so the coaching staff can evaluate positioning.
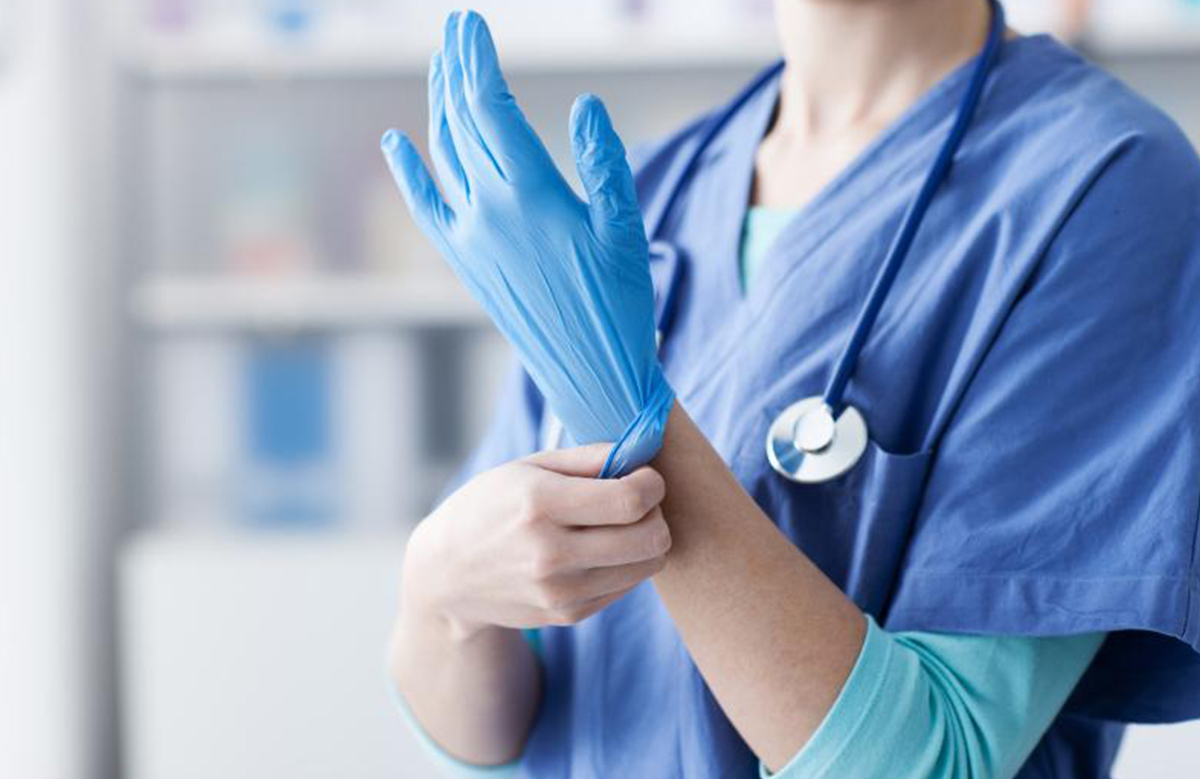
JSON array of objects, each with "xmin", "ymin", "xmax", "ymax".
[
  {"xmin": 628, "ymin": 107, "xmax": 722, "ymax": 211},
  {"xmin": 992, "ymin": 36, "xmax": 1200, "ymax": 198},
  {"xmin": 628, "ymin": 112, "xmax": 712, "ymax": 173},
  {"xmin": 975, "ymin": 35, "xmax": 1200, "ymax": 298}
]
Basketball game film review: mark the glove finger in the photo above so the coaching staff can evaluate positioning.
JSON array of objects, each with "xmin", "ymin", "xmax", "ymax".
[
  {"xmin": 428, "ymin": 51, "xmax": 470, "ymax": 206},
  {"xmin": 458, "ymin": 11, "xmax": 556, "ymax": 180},
  {"xmin": 381, "ymin": 130, "xmax": 455, "ymax": 251},
  {"xmin": 442, "ymin": 11, "xmax": 506, "ymax": 183},
  {"xmin": 570, "ymin": 94, "xmax": 642, "ymax": 237}
]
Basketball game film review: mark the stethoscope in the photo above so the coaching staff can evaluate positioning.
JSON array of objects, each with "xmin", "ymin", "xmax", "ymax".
[{"xmin": 545, "ymin": 0, "xmax": 1006, "ymax": 483}]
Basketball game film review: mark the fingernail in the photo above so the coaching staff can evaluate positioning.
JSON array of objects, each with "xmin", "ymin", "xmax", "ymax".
[{"xmin": 381, "ymin": 130, "xmax": 400, "ymax": 152}]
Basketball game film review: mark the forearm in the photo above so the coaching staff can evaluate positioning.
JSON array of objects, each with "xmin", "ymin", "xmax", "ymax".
[
  {"xmin": 391, "ymin": 524, "xmax": 542, "ymax": 766},
  {"xmin": 651, "ymin": 402, "xmax": 866, "ymax": 771}
]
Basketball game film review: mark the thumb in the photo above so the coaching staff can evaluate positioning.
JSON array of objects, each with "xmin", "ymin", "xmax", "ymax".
[{"xmin": 570, "ymin": 94, "xmax": 642, "ymax": 241}]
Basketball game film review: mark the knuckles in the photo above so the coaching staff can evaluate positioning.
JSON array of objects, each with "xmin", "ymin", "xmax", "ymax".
[
  {"xmin": 618, "ymin": 469, "xmax": 666, "ymax": 522},
  {"xmin": 547, "ymin": 604, "xmax": 594, "ymax": 626},
  {"xmin": 530, "ymin": 577, "xmax": 589, "ymax": 621},
  {"xmin": 532, "ymin": 582, "xmax": 571, "ymax": 613},
  {"xmin": 513, "ymin": 470, "xmax": 554, "ymax": 527},
  {"xmin": 525, "ymin": 540, "xmax": 567, "ymax": 582}
]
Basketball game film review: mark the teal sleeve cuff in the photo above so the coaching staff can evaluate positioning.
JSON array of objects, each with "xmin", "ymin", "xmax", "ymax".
[
  {"xmin": 522, "ymin": 627, "xmax": 542, "ymax": 656},
  {"xmin": 385, "ymin": 670, "xmax": 520, "ymax": 779},
  {"xmin": 761, "ymin": 618, "xmax": 1105, "ymax": 779},
  {"xmin": 760, "ymin": 615, "xmax": 892, "ymax": 779}
]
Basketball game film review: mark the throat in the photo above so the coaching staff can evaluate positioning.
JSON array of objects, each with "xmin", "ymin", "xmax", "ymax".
[
  {"xmin": 753, "ymin": 0, "xmax": 993, "ymax": 209},
  {"xmin": 751, "ymin": 120, "xmax": 886, "ymax": 210}
]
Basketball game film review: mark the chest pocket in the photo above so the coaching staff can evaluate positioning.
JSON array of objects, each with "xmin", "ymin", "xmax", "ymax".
[{"xmin": 741, "ymin": 403, "xmax": 935, "ymax": 619}]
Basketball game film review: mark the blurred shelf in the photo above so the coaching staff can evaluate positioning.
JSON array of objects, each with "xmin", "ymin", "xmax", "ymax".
[
  {"xmin": 118, "ymin": 24, "xmax": 1200, "ymax": 85},
  {"xmin": 132, "ymin": 274, "xmax": 490, "ymax": 331},
  {"xmin": 1085, "ymin": 25, "xmax": 1200, "ymax": 57},
  {"xmin": 118, "ymin": 31, "xmax": 778, "ymax": 82}
]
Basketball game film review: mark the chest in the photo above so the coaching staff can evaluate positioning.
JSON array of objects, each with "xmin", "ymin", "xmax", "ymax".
[
  {"xmin": 649, "ymin": 163, "xmax": 1042, "ymax": 613},
  {"xmin": 658, "ymin": 171, "xmax": 1009, "ymax": 466}
]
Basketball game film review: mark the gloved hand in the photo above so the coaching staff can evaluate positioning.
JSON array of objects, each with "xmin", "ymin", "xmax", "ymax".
[{"xmin": 382, "ymin": 10, "xmax": 674, "ymax": 478}]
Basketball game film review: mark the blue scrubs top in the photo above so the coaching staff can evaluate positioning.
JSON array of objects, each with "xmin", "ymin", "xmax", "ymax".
[{"xmin": 454, "ymin": 34, "xmax": 1200, "ymax": 779}]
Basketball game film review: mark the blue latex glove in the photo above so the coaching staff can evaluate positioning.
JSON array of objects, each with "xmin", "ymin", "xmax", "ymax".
[{"xmin": 381, "ymin": 11, "xmax": 674, "ymax": 478}]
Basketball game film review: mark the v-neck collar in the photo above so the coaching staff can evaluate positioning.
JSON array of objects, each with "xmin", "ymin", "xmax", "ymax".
[
  {"xmin": 726, "ymin": 54, "xmax": 992, "ymax": 307},
  {"xmin": 671, "ymin": 39, "xmax": 1030, "ymax": 401}
]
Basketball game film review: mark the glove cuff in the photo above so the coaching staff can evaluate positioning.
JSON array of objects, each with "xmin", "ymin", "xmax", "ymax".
[{"xmin": 598, "ymin": 370, "xmax": 675, "ymax": 479}]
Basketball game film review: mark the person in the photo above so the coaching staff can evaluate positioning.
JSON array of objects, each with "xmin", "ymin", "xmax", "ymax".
[{"xmin": 380, "ymin": 1, "xmax": 1200, "ymax": 777}]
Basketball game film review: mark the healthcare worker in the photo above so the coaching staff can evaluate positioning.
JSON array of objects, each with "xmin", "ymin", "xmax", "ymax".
[{"xmin": 380, "ymin": 1, "xmax": 1200, "ymax": 777}]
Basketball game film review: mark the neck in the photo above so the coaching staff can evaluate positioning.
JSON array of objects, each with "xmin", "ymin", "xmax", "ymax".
[{"xmin": 771, "ymin": 0, "xmax": 992, "ymax": 139}]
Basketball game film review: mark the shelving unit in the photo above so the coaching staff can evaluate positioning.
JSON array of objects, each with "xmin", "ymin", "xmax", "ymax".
[{"xmin": 132, "ymin": 274, "xmax": 488, "ymax": 331}]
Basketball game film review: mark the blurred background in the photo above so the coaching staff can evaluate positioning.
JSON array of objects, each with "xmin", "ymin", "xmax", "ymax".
[{"xmin": 1, "ymin": 1, "xmax": 1198, "ymax": 777}]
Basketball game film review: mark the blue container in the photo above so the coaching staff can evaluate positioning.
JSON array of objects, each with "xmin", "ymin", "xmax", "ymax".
[{"xmin": 241, "ymin": 339, "xmax": 338, "ymax": 528}]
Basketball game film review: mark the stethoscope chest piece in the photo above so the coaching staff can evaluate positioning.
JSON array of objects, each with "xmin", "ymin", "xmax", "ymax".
[{"xmin": 766, "ymin": 397, "xmax": 868, "ymax": 484}]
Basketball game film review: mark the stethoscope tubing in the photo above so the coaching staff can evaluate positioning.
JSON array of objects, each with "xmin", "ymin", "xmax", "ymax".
[{"xmin": 821, "ymin": 0, "xmax": 1006, "ymax": 414}]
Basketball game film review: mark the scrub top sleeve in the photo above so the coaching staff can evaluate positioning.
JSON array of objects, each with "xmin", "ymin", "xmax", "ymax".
[{"xmin": 888, "ymin": 128, "xmax": 1200, "ymax": 720}]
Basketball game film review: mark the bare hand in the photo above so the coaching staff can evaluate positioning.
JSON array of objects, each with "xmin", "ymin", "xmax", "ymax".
[{"xmin": 403, "ymin": 444, "xmax": 670, "ymax": 638}]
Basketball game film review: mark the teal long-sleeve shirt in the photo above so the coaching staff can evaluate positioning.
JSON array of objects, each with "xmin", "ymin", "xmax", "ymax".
[
  {"xmin": 393, "ymin": 619, "xmax": 1102, "ymax": 779},
  {"xmin": 391, "ymin": 208, "xmax": 1106, "ymax": 778}
]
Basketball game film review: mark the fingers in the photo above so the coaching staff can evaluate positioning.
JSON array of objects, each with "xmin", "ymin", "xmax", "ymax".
[
  {"xmin": 524, "ymin": 442, "xmax": 613, "ymax": 476},
  {"xmin": 441, "ymin": 11, "xmax": 505, "ymax": 181},
  {"xmin": 456, "ymin": 11, "xmax": 557, "ymax": 180},
  {"xmin": 381, "ymin": 130, "xmax": 454, "ymax": 246},
  {"xmin": 565, "ymin": 556, "xmax": 665, "ymax": 598},
  {"xmin": 533, "ymin": 554, "xmax": 664, "ymax": 625},
  {"xmin": 569, "ymin": 94, "xmax": 642, "ymax": 241},
  {"xmin": 529, "ymin": 465, "xmax": 666, "ymax": 528},
  {"xmin": 427, "ymin": 52, "xmax": 469, "ymax": 206},
  {"xmin": 566, "ymin": 507, "xmax": 671, "ymax": 567},
  {"xmin": 541, "ymin": 586, "xmax": 638, "ymax": 627}
]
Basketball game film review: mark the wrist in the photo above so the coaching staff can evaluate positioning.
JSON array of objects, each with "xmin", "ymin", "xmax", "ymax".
[{"xmin": 401, "ymin": 519, "xmax": 491, "ymax": 643}]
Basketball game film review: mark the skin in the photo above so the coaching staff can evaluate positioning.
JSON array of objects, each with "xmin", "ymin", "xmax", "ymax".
[
  {"xmin": 756, "ymin": 0, "xmax": 993, "ymax": 208},
  {"xmin": 392, "ymin": 0, "xmax": 994, "ymax": 771}
]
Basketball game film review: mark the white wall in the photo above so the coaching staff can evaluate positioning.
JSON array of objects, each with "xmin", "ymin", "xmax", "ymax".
[
  {"xmin": 0, "ymin": 0, "xmax": 100, "ymax": 777},
  {"xmin": 1116, "ymin": 722, "xmax": 1200, "ymax": 778}
]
